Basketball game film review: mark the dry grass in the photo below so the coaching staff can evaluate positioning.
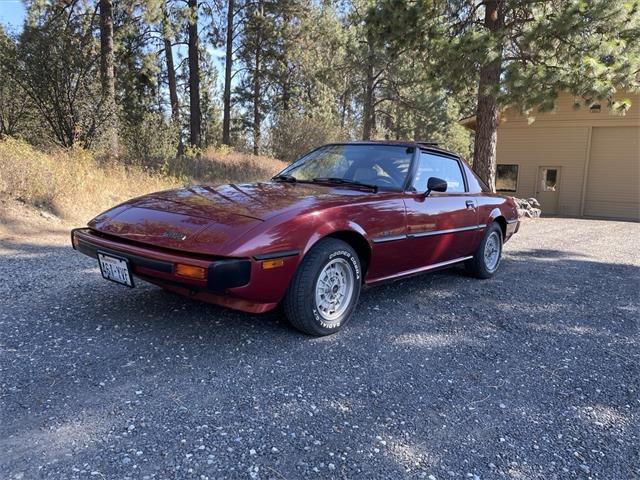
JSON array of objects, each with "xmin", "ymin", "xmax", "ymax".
[
  {"xmin": 152, "ymin": 145, "xmax": 288, "ymax": 185},
  {"xmin": 0, "ymin": 138, "xmax": 287, "ymax": 224}
]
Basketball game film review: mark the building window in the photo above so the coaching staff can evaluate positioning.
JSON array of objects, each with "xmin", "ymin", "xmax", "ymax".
[{"xmin": 496, "ymin": 164, "xmax": 518, "ymax": 192}]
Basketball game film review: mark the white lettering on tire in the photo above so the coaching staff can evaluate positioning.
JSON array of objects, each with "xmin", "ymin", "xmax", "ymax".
[
  {"xmin": 329, "ymin": 250, "xmax": 360, "ymax": 280},
  {"xmin": 312, "ymin": 249, "xmax": 359, "ymax": 329}
]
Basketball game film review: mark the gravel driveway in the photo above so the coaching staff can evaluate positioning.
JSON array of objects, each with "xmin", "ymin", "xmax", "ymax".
[{"xmin": 1, "ymin": 218, "xmax": 638, "ymax": 479}]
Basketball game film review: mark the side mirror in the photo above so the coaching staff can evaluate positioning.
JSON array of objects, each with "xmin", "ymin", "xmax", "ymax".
[{"xmin": 425, "ymin": 177, "xmax": 448, "ymax": 196}]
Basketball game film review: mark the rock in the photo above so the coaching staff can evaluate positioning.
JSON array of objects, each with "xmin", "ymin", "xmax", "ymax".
[
  {"xmin": 39, "ymin": 210, "xmax": 58, "ymax": 221},
  {"xmin": 527, "ymin": 197, "xmax": 541, "ymax": 208},
  {"xmin": 512, "ymin": 197, "xmax": 542, "ymax": 218}
]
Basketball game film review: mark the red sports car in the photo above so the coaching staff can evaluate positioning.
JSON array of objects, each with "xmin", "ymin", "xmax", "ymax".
[{"xmin": 72, "ymin": 141, "xmax": 519, "ymax": 335}]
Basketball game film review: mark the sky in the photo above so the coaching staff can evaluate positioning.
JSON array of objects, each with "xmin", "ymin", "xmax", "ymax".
[
  {"xmin": 0, "ymin": 0, "xmax": 26, "ymax": 31},
  {"xmin": 0, "ymin": 0, "xmax": 226, "ymax": 81},
  {"xmin": 0, "ymin": 1, "xmax": 231, "ymax": 107}
]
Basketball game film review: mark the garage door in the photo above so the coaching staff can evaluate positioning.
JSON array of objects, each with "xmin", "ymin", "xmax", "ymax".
[{"xmin": 585, "ymin": 126, "xmax": 640, "ymax": 220}]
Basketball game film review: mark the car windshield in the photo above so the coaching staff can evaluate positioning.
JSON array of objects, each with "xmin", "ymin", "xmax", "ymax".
[{"xmin": 276, "ymin": 144, "xmax": 414, "ymax": 190}]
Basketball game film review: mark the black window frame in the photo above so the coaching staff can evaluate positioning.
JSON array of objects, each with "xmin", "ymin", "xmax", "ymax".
[{"xmin": 405, "ymin": 149, "xmax": 469, "ymax": 194}]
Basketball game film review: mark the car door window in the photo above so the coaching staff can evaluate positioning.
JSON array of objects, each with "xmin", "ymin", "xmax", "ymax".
[{"xmin": 412, "ymin": 152, "xmax": 466, "ymax": 193}]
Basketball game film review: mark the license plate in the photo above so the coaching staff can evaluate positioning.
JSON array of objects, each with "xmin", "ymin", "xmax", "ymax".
[{"xmin": 98, "ymin": 252, "xmax": 134, "ymax": 287}]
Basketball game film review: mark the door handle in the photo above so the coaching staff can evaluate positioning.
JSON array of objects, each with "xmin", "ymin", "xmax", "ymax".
[{"xmin": 465, "ymin": 200, "xmax": 475, "ymax": 209}]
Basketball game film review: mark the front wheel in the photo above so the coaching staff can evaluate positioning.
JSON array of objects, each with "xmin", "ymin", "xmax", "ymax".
[
  {"xmin": 465, "ymin": 222, "xmax": 503, "ymax": 279},
  {"xmin": 283, "ymin": 238, "xmax": 361, "ymax": 336}
]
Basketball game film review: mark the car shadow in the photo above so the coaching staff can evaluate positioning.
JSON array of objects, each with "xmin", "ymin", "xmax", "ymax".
[{"xmin": 0, "ymin": 236, "xmax": 638, "ymax": 478}]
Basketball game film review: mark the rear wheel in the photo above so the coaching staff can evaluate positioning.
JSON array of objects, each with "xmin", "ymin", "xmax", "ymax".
[
  {"xmin": 283, "ymin": 238, "xmax": 361, "ymax": 336},
  {"xmin": 465, "ymin": 222, "xmax": 503, "ymax": 279}
]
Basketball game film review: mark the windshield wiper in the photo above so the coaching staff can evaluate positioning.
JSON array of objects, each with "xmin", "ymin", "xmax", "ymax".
[
  {"xmin": 312, "ymin": 177, "xmax": 378, "ymax": 192},
  {"xmin": 272, "ymin": 174, "xmax": 297, "ymax": 183}
]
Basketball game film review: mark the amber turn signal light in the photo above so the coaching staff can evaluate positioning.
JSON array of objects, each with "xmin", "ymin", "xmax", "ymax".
[
  {"xmin": 175, "ymin": 263, "xmax": 206, "ymax": 280},
  {"xmin": 262, "ymin": 258, "xmax": 284, "ymax": 269}
]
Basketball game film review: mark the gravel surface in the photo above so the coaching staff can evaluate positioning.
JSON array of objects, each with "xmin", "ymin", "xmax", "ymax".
[{"xmin": 1, "ymin": 218, "xmax": 638, "ymax": 479}]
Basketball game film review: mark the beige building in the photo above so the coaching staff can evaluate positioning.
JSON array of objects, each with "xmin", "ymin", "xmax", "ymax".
[{"xmin": 461, "ymin": 91, "xmax": 640, "ymax": 220}]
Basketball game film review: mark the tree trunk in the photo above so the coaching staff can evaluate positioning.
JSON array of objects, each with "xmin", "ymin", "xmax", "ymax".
[
  {"xmin": 222, "ymin": 0, "xmax": 234, "ymax": 146},
  {"xmin": 164, "ymin": 38, "xmax": 183, "ymax": 155},
  {"xmin": 472, "ymin": 0, "xmax": 504, "ymax": 192},
  {"xmin": 162, "ymin": 10, "xmax": 183, "ymax": 156},
  {"xmin": 282, "ymin": 78, "xmax": 290, "ymax": 112},
  {"xmin": 362, "ymin": 70, "xmax": 375, "ymax": 139},
  {"xmin": 99, "ymin": 0, "xmax": 117, "ymax": 156},
  {"xmin": 395, "ymin": 101, "xmax": 402, "ymax": 140},
  {"xmin": 252, "ymin": 44, "xmax": 261, "ymax": 155},
  {"xmin": 340, "ymin": 90, "xmax": 347, "ymax": 129},
  {"xmin": 187, "ymin": 0, "xmax": 201, "ymax": 148},
  {"xmin": 164, "ymin": 38, "xmax": 179, "ymax": 124},
  {"xmin": 362, "ymin": 35, "xmax": 376, "ymax": 140}
]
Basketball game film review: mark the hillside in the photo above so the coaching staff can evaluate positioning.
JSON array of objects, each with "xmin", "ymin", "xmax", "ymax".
[{"xmin": 0, "ymin": 138, "xmax": 286, "ymax": 235}]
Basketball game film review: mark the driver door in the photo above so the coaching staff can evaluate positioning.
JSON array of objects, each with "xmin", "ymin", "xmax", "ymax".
[{"xmin": 403, "ymin": 152, "xmax": 479, "ymax": 268}]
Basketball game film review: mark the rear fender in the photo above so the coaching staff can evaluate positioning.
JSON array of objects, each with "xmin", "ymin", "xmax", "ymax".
[{"xmin": 486, "ymin": 207, "xmax": 504, "ymax": 225}]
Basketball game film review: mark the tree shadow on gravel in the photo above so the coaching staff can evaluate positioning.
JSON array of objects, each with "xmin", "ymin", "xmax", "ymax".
[{"xmin": 1, "ymin": 238, "xmax": 638, "ymax": 479}]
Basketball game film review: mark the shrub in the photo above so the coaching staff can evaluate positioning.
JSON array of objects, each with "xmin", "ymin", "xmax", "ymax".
[
  {"xmin": 270, "ymin": 112, "xmax": 346, "ymax": 163},
  {"xmin": 119, "ymin": 112, "xmax": 180, "ymax": 167},
  {"xmin": 167, "ymin": 146, "xmax": 288, "ymax": 184},
  {"xmin": 0, "ymin": 137, "xmax": 178, "ymax": 221}
]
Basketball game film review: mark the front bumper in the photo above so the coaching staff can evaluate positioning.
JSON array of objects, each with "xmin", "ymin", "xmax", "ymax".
[{"xmin": 71, "ymin": 228, "xmax": 288, "ymax": 313}]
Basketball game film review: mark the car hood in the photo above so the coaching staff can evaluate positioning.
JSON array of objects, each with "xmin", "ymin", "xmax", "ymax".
[{"xmin": 88, "ymin": 182, "xmax": 366, "ymax": 255}]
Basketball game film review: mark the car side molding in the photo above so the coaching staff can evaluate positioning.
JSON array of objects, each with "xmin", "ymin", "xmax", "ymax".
[
  {"xmin": 372, "ymin": 224, "xmax": 486, "ymax": 243},
  {"xmin": 408, "ymin": 224, "xmax": 486, "ymax": 238}
]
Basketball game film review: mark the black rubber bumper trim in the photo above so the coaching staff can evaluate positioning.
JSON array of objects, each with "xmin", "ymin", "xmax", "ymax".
[
  {"xmin": 371, "ymin": 234, "xmax": 407, "ymax": 244},
  {"xmin": 75, "ymin": 237, "xmax": 173, "ymax": 273},
  {"xmin": 253, "ymin": 249, "xmax": 300, "ymax": 260},
  {"xmin": 208, "ymin": 259, "xmax": 251, "ymax": 291},
  {"xmin": 74, "ymin": 230, "xmax": 252, "ymax": 291}
]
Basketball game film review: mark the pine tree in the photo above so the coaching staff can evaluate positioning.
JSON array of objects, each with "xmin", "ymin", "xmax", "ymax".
[
  {"xmin": 370, "ymin": 0, "xmax": 640, "ymax": 190},
  {"xmin": 11, "ymin": 0, "xmax": 106, "ymax": 147},
  {"xmin": 222, "ymin": 0, "xmax": 236, "ymax": 146},
  {"xmin": 187, "ymin": 0, "xmax": 201, "ymax": 147},
  {"xmin": 100, "ymin": 0, "xmax": 118, "ymax": 156}
]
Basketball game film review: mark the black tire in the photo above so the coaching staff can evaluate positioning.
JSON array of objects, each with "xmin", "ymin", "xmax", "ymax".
[
  {"xmin": 465, "ymin": 222, "xmax": 503, "ymax": 279},
  {"xmin": 283, "ymin": 238, "xmax": 361, "ymax": 336}
]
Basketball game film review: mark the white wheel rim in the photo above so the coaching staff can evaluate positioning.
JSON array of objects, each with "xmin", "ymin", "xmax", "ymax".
[
  {"xmin": 314, "ymin": 257, "xmax": 355, "ymax": 321},
  {"xmin": 484, "ymin": 231, "xmax": 501, "ymax": 271}
]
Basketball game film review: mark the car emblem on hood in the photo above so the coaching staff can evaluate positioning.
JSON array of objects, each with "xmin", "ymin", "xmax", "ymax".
[{"xmin": 162, "ymin": 230, "xmax": 187, "ymax": 240}]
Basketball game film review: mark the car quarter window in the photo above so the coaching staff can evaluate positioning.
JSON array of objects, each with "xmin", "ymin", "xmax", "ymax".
[{"xmin": 412, "ymin": 152, "xmax": 466, "ymax": 193}]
